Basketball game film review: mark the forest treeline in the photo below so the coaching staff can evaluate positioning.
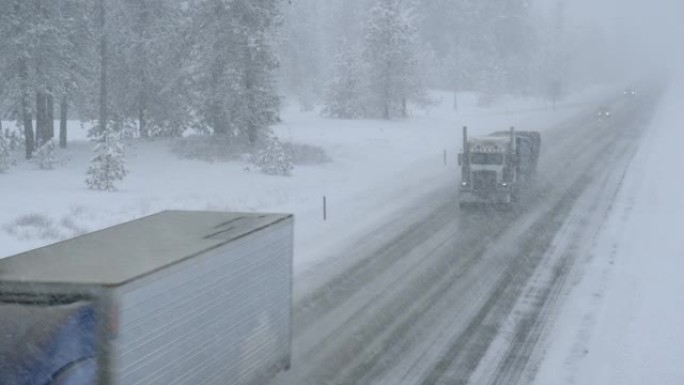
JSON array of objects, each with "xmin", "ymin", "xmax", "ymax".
[{"xmin": 0, "ymin": 0, "xmax": 615, "ymax": 160}]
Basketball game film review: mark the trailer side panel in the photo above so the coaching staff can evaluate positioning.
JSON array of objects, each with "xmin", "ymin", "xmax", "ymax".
[{"xmin": 113, "ymin": 219, "xmax": 293, "ymax": 385}]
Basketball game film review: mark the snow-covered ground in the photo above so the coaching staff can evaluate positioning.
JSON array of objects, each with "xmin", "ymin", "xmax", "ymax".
[
  {"xmin": 6, "ymin": 83, "xmax": 679, "ymax": 383},
  {"xmin": 0, "ymin": 88, "xmax": 611, "ymax": 289},
  {"xmin": 532, "ymin": 77, "xmax": 684, "ymax": 384}
]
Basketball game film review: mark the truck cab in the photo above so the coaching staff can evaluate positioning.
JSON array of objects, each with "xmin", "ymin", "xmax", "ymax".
[
  {"xmin": 458, "ymin": 127, "xmax": 540, "ymax": 208},
  {"xmin": 459, "ymin": 136, "xmax": 515, "ymax": 205}
]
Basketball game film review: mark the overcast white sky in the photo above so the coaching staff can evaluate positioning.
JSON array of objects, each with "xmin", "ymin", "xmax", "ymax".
[{"xmin": 539, "ymin": 0, "xmax": 684, "ymax": 73}]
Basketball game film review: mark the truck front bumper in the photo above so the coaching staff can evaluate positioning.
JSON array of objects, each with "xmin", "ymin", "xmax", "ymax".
[{"xmin": 458, "ymin": 188, "xmax": 512, "ymax": 205}]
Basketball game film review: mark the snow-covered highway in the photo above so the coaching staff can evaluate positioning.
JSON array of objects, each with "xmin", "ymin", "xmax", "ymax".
[{"xmin": 273, "ymin": 88, "xmax": 662, "ymax": 385}]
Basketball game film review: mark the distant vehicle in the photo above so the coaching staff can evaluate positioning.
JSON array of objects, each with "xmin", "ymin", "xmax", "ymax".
[
  {"xmin": 458, "ymin": 127, "xmax": 541, "ymax": 208},
  {"xmin": 597, "ymin": 106, "xmax": 612, "ymax": 119},
  {"xmin": 0, "ymin": 211, "xmax": 293, "ymax": 385},
  {"xmin": 623, "ymin": 87, "xmax": 637, "ymax": 96}
]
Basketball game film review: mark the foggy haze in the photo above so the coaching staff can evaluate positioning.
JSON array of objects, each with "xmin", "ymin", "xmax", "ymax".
[
  {"xmin": 561, "ymin": 0, "xmax": 684, "ymax": 72},
  {"xmin": 1, "ymin": 1, "xmax": 684, "ymax": 385}
]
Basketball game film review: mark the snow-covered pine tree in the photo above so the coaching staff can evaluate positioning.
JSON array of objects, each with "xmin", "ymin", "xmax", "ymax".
[
  {"xmin": 234, "ymin": 2, "xmax": 282, "ymax": 145},
  {"xmin": 0, "ymin": 0, "xmax": 94, "ymax": 158},
  {"xmin": 322, "ymin": 40, "xmax": 367, "ymax": 119},
  {"xmin": 280, "ymin": 0, "xmax": 323, "ymax": 111},
  {"xmin": 363, "ymin": 0, "xmax": 426, "ymax": 119},
  {"xmin": 3, "ymin": 129, "xmax": 22, "ymax": 151},
  {"xmin": 32, "ymin": 138, "xmax": 57, "ymax": 170},
  {"xmin": 491, "ymin": 0, "xmax": 537, "ymax": 95},
  {"xmin": 476, "ymin": 49, "xmax": 507, "ymax": 107},
  {"xmin": 85, "ymin": 125, "xmax": 128, "ymax": 191},
  {"xmin": 105, "ymin": 0, "xmax": 188, "ymax": 138},
  {"xmin": 187, "ymin": 0, "xmax": 282, "ymax": 144},
  {"xmin": 254, "ymin": 133, "xmax": 293, "ymax": 176},
  {"xmin": 0, "ymin": 133, "xmax": 11, "ymax": 172}
]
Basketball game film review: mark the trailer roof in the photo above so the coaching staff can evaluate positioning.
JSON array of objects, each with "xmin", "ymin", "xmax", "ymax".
[{"xmin": 0, "ymin": 211, "xmax": 292, "ymax": 287}]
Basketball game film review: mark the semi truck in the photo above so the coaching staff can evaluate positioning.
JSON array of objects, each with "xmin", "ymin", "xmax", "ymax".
[
  {"xmin": 0, "ymin": 210, "xmax": 293, "ymax": 385},
  {"xmin": 458, "ymin": 126, "xmax": 541, "ymax": 207}
]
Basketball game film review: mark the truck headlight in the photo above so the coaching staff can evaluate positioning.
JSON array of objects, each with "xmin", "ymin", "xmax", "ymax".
[{"xmin": 461, "ymin": 182, "xmax": 469, "ymax": 186}]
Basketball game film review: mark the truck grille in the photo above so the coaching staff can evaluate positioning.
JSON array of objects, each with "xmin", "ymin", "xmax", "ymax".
[{"xmin": 472, "ymin": 170, "xmax": 497, "ymax": 194}]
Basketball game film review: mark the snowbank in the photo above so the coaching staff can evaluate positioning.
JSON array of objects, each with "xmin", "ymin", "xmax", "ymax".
[{"xmin": 532, "ymin": 77, "xmax": 684, "ymax": 384}]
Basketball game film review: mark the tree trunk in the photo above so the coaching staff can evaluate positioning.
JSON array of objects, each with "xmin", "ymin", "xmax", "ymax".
[
  {"xmin": 35, "ymin": 91, "xmax": 46, "ymax": 146},
  {"xmin": 137, "ymin": 2, "xmax": 149, "ymax": 138},
  {"xmin": 34, "ymin": 0, "xmax": 49, "ymax": 145},
  {"xmin": 245, "ymin": 45, "xmax": 257, "ymax": 146},
  {"xmin": 35, "ymin": 92, "xmax": 41, "ymax": 145},
  {"xmin": 47, "ymin": 92, "xmax": 54, "ymax": 139},
  {"xmin": 60, "ymin": 96, "xmax": 67, "ymax": 148},
  {"xmin": 99, "ymin": 0, "xmax": 108, "ymax": 134},
  {"xmin": 211, "ymin": 60, "xmax": 227, "ymax": 135},
  {"xmin": 20, "ymin": 78, "xmax": 34, "ymax": 158},
  {"xmin": 138, "ymin": 102, "xmax": 146, "ymax": 138},
  {"xmin": 401, "ymin": 97, "xmax": 407, "ymax": 118},
  {"xmin": 15, "ymin": 1, "xmax": 34, "ymax": 159}
]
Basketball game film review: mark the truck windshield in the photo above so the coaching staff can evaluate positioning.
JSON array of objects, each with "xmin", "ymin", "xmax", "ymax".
[{"xmin": 470, "ymin": 153, "xmax": 504, "ymax": 165}]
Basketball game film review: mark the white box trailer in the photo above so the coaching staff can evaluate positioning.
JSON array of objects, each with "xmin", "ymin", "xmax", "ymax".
[{"xmin": 0, "ymin": 210, "xmax": 293, "ymax": 385}]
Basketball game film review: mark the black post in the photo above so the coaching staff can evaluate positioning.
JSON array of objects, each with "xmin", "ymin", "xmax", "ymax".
[
  {"xmin": 323, "ymin": 196, "xmax": 327, "ymax": 221},
  {"xmin": 462, "ymin": 126, "xmax": 469, "ymax": 183}
]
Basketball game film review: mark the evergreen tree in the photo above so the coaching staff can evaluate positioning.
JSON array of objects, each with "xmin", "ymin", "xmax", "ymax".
[
  {"xmin": 417, "ymin": 0, "xmax": 539, "ymax": 97},
  {"xmin": 105, "ymin": 0, "xmax": 188, "ymax": 138},
  {"xmin": 254, "ymin": 133, "xmax": 293, "ymax": 176},
  {"xmin": 187, "ymin": 0, "xmax": 282, "ymax": 144},
  {"xmin": 3, "ymin": 128, "xmax": 22, "ymax": 151},
  {"xmin": 322, "ymin": 40, "xmax": 367, "ymax": 119},
  {"xmin": 280, "ymin": 0, "xmax": 323, "ymax": 111},
  {"xmin": 0, "ymin": 0, "xmax": 94, "ymax": 157},
  {"xmin": 32, "ymin": 138, "xmax": 57, "ymax": 170},
  {"xmin": 85, "ymin": 125, "xmax": 127, "ymax": 191},
  {"xmin": 234, "ymin": 0, "xmax": 282, "ymax": 145},
  {"xmin": 489, "ymin": 0, "xmax": 537, "ymax": 94},
  {"xmin": 363, "ymin": 0, "xmax": 426, "ymax": 119}
]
